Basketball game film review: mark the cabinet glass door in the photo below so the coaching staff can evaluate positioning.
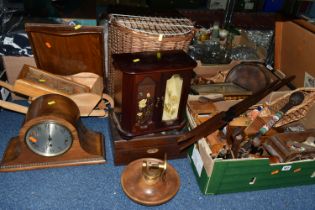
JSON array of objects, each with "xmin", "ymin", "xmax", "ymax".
[{"xmin": 162, "ymin": 74, "xmax": 183, "ymax": 121}]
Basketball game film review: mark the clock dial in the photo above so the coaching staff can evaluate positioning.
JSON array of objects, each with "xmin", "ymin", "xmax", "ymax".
[{"xmin": 25, "ymin": 121, "xmax": 73, "ymax": 157}]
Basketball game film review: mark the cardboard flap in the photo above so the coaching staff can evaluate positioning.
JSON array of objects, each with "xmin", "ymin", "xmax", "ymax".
[{"xmin": 25, "ymin": 23, "xmax": 105, "ymax": 77}]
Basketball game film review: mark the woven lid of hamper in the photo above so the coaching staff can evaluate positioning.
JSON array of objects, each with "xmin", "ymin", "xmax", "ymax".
[{"xmin": 109, "ymin": 14, "xmax": 194, "ymax": 36}]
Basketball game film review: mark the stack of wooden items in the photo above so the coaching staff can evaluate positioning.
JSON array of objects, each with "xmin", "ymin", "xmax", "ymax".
[{"xmin": 0, "ymin": 11, "xmax": 314, "ymax": 200}]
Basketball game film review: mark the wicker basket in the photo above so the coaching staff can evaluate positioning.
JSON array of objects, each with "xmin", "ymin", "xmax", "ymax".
[
  {"xmin": 108, "ymin": 14, "xmax": 195, "ymax": 96},
  {"xmin": 267, "ymin": 88, "xmax": 315, "ymax": 127}
]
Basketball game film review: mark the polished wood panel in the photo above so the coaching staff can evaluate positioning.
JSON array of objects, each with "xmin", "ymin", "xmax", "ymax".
[
  {"xmin": 112, "ymin": 50, "xmax": 197, "ymax": 73},
  {"xmin": 25, "ymin": 23, "xmax": 105, "ymax": 77},
  {"xmin": 109, "ymin": 115, "xmax": 186, "ymax": 165}
]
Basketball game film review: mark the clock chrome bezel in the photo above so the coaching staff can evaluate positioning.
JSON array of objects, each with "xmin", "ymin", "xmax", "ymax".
[{"xmin": 25, "ymin": 121, "xmax": 73, "ymax": 157}]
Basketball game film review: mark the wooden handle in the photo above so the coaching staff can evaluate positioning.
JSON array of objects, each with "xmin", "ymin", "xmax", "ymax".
[
  {"xmin": 0, "ymin": 100, "xmax": 28, "ymax": 114},
  {"xmin": 0, "ymin": 80, "xmax": 14, "ymax": 92}
]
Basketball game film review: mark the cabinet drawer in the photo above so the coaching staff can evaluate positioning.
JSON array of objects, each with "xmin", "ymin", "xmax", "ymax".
[{"xmin": 109, "ymin": 117, "xmax": 186, "ymax": 165}]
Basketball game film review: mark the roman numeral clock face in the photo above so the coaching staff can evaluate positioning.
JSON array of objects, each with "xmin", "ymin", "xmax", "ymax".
[{"xmin": 25, "ymin": 122, "xmax": 73, "ymax": 157}]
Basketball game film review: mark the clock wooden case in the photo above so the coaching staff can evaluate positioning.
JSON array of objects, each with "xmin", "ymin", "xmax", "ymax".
[
  {"xmin": 112, "ymin": 50, "xmax": 197, "ymax": 138},
  {"xmin": 0, "ymin": 94, "xmax": 105, "ymax": 172}
]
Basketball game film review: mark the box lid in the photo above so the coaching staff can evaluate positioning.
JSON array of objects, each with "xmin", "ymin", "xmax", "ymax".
[
  {"xmin": 275, "ymin": 19, "xmax": 315, "ymax": 87},
  {"xmin": 112, "ymin": 50, "xmax": 197, "ymax": 74},
  {"xmin": 25, "ymin": 23, "xmax": 105, "ymax": 77}
]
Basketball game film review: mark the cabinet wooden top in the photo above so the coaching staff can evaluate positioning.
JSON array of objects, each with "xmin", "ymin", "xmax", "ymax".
[{"xmin": 112, "ymin": 50, "xmax": 197, "ymax": 74}]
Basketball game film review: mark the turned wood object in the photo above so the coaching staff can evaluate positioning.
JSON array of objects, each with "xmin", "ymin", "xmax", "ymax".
[{"xmin": 121, "ymin": 158, "xmax": 180, "ymax": 206}]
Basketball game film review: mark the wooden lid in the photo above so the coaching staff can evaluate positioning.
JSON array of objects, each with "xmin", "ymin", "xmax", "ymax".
[
  {"xmin": 112, "ymin": 50, "xmax": 197, "ymax": 74},
  {"xmin": 25, "ymin": 23, "xmax": 105, "ymax": 77},
  {"xmin": 275, "ymin": 19, "xmax": 315, "ymax": 87}
]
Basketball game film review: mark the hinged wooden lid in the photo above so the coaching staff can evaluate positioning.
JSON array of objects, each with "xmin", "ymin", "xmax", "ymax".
[
  {"xmin": 25, "ymin": 23, "xmax": 105, "ymax": 77},
  {"xmin": 112, "ymin": 50, "xmax": 197, "ymax": 74}
]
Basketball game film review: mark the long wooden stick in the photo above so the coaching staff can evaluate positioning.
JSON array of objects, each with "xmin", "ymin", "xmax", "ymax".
[{"xmin": 177, "ymin": 76, "xmax": 295, "ymax": 150}]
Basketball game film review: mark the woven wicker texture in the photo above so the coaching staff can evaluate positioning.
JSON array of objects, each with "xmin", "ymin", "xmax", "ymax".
[
  {"xmin": 108, "ymin": 14, "xmax": 195, "ymax": 95},
  {"xmin": 267, "ymin": 88, "xmax": 315, "ymax": 127}
]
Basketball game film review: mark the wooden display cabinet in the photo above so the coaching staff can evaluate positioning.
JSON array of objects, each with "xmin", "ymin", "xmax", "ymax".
[{"xmin": 112, "ymin": 50, "xmax": 197, "ymax": 138}]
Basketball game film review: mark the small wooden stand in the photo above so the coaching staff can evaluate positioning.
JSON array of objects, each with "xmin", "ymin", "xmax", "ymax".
[{"xmin": 121, "ymin": 158, "xmax": 180, "ymax": 206}]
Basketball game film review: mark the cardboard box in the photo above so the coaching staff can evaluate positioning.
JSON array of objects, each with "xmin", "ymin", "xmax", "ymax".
[
  {"xmin": 187, "ymin": 91, "xmax": 315, "ymax": 194},
  {"xmin": 188, "ymin": 139, "xmax": 315, "ymax": 194}
]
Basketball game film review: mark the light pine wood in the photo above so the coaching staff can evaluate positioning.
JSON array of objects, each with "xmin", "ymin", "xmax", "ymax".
[
  {"xmin": 0, "ymin": 64, "xmax": 114, "ymax": 117},
  {"xmin": 0, "ymin": 81, "xmax": 14, "ymax": 92},
  {"xmin": 0, "ymin": 100, "xmax": 28, "ymax": 114}
]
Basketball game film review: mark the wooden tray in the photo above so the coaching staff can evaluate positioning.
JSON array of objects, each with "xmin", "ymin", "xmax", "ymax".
[{"xmin": 0, "ymin": 65, "xmax": 113, "ymax": 117}]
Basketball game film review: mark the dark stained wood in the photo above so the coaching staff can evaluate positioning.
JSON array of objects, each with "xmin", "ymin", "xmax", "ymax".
[
  {"xmin": 112, "ymin": 50, "xmax": 197, "ymax": 74},
  {"xmin": 109, "ymin": 115, "xmax": 186, "ymax": 165},
  {"xmin": 25, "ymin": 23, "xmax": 105, "ymax": 77},
  {"xmin": 112, "ymin": 50, "xmax": 197, "ymax": 137},
  {"xmin": 225, "ymin": 62, "xmax": 272, "ymax": 94},
  {"xmin": 0, "ymin": 94, "xmax": 105, "ymax": 172}
]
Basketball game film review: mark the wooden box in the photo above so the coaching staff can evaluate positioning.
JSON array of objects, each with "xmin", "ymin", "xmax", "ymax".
[
  {"xmin": 2, "ymin": 23, "xmax": 112, "ymax": 117},
  {"xmin": 10, "ymin": 64, "xmax": 104, "ymax": 116},
  {"xmin": 112, "ymin": 50, "xmax": 197, "ymax": 138},
  {"xmin": 109, "ymin": 113, "xmax": 186, "ymax": 165}
]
